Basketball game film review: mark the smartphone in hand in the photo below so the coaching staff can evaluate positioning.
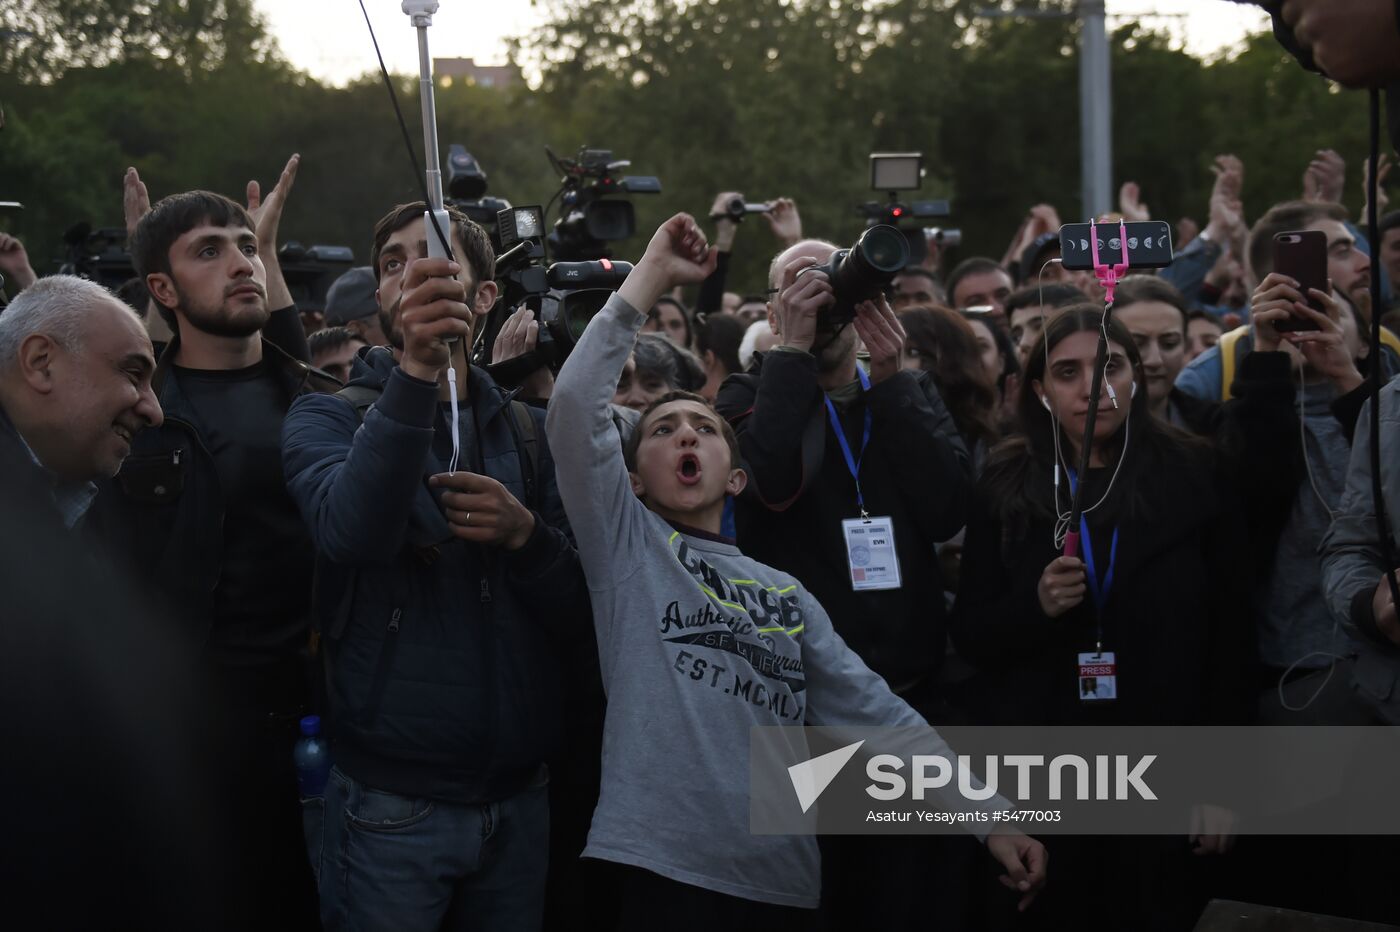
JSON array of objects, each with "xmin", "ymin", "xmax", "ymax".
[{"xmin": 1271, "ymin": 230, "xmax": 1327, "ymax": 332}]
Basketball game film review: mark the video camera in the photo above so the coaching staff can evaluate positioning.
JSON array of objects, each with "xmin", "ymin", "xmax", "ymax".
[
  {"xmin": 58, "ymin": 224, "xmax": 135, "ymax": 289},
  {"xmin": 444, "ymin": 144, "xmax": 514, "ymax": 251},
  {"xmin": 546, "ymin": 146, "xmax": 660, "ymax": 261},
  {"xmin": 857, "ymin": 153, "xmax": 959, "ymax": 265},
  {"xmin": 479, "ymin": 202, "xmax": 632, "ymax": 380},
  {"xmin": 805, "ymin": 224, "xmax": 909, "ymax": 327},
  {"xmin": 714, "ymin": 195, "xmax": 771, "ymax": 223}
]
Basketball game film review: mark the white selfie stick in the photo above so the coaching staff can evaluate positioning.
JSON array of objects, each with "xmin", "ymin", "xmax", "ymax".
[
  {"xmin": 403, "ymin": 0, "xmax": 452, "ymax": 261},
  {"xmin": 403, "ymin": 0, "xmax": 463, "ymax": 475}
]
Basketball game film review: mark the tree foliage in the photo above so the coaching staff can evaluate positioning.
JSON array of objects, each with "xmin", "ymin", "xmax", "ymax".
[{"xmin": 0, "ymin": 0, "xmax": 1383, "ymax": 297}]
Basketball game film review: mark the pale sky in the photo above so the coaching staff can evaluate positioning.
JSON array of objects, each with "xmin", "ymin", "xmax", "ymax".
[{"xmin": 257, "ymin": 0, "xmax": 1273, "ymax": 87}]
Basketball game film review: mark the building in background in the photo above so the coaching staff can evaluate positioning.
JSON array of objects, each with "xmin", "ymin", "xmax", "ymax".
[{"xmin": 434, "ymin": 57, "xmax": 519, "ymax": 89}]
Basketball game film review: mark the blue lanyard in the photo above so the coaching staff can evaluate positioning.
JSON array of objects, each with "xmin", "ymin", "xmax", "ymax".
[
  {"xmin": 1067, "ymin": 469, "xmax": 1119, "ymax": 639},
  {"xmin": 823, "ymin": 367, "xmax": 872, "ymax": 517}
]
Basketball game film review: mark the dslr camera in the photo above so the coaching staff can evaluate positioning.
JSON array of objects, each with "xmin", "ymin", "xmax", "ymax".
[{"xmin": 803, "ymin": 224, "xmax": 909, "ymax": 327}]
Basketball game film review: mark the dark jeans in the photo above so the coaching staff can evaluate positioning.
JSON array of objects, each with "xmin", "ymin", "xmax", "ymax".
[{"xmin": 313, "ymin": 766, "xmax": 550, "ymax": 932}]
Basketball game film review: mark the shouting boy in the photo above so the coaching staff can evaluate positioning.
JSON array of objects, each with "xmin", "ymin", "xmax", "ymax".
[{"xmin": 546, "ymin": 213, "xmax": 1047, "ymax": 926}]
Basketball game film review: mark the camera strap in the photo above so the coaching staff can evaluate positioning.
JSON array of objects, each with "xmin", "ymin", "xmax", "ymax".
[{"xmin": 823, "ymin": 366, "xmax": 873, "ymax": 518}]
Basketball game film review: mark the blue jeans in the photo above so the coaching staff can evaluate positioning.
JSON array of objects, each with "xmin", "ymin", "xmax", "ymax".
[{"xmin": 312, "ymin": 765, "xmax": 549, "ymax": 932}]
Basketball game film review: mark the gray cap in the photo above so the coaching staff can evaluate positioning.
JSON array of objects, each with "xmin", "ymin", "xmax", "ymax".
[{"xmin": 324, "ymin": 266, "xmax": 378, "ymax": 325}]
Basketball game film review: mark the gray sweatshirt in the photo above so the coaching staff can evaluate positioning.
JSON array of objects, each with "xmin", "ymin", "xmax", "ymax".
[{"xmin": 546, "ymin": 292, "xmax": 1002, "ymax": 908}]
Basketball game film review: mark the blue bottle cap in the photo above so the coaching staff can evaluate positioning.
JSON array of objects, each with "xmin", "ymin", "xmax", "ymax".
[{"xmin": 300, "ymin": 714, "xmax": 321, "ymax": 737}]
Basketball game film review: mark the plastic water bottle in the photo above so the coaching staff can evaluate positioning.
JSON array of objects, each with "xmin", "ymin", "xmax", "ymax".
[{"xmin": 294, "ymin": 715, "xmax": 332, "ymax": 799}]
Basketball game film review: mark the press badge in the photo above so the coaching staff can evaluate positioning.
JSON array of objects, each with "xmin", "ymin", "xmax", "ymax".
[
  {"xmin": 841, "ymin": 517, "xmax": 902, "ymax": 591},
  {"xmin": 1077, "ymin": 651, "xmax": 1117, "ymax": 702}
]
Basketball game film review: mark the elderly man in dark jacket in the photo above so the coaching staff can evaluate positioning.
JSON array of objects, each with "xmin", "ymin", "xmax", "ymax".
[{"xmin": 283, "ymin": 202, "xmax": 586, "ymax": 932}]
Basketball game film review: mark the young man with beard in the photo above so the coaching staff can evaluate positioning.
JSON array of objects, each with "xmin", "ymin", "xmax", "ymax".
[
  {"xmin": 91, "ymin": 182, "xmax": 337, "ymax": 926},
  {"xmin": 282, "ymin": 203, "xmax": 587, "ymax": 931}
]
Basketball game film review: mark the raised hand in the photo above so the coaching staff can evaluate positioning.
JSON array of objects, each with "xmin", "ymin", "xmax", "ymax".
[
  {"xmin": 618, "ymin": 213, "xmax": 718, "ymax": 314},
  {"xmin": 398, "ymin": 257, "xmax": 471, "ymax": 381},
  {"xmin": 1118, "ymin": 182, "xmax": 1150, "ymax": 222},
  {"xmin": 1303, "ymin": 149, "xmax": 1345, "ymax": 204},
  {"xmin": 764, "ymin": 197, "xmax": 803, "ymax": 248},
  {"xmin": 1363, "ymin": 152, "xmax": 1392, "ymax": 218},
  {"xmin": 246, "ymin": 153, "xmax": 300, "ymax": 251},
  {"xmin": 123, "ymin": 167, "xmax": 152, "ymax": 238},
  {"xmin": 0, "ymin": 232, "xmax": 37, "ymax": 292},
  {"xmin": 1280, "ymin": 288, "xmax": 1364, "ymax": 393},
  {"xmin": 708, "ymin": 190, "xmax": 742, "ymax": 251}
]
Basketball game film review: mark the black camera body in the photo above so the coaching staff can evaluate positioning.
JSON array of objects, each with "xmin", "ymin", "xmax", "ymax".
[
  {"xmin": 807, "ymin": 224, "xmax": 909, "ymax": 326},
  {"xmin": 444, "ymin": 144, "xmax": 516, "ymax": 250},
  {"xmin": 547, "ymin": 146, "xmax": 660, "ymax": 261},
  {"xmin": 483, "ymin": 204, "xmax": 632, "ymax": 380}
]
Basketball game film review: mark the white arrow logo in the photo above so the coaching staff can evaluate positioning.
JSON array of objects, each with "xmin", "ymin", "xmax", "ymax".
[{"xmin": 787, "ymin": 740, "xmax": 865, "ymax": 813}]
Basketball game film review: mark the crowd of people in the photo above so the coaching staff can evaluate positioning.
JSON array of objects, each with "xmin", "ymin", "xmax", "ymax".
[{"xmin": 5, "ymin": 3, "xmax": 1400, "ymax": 930}]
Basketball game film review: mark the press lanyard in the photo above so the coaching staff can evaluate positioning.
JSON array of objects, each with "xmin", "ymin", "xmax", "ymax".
[
  {"xmin": 823, "ymin": 367, "xmax": 872, "ymax": 519},
  {"xmin": 1067, "ymin": 468, "xmax": 1118, "ymax": 652}
]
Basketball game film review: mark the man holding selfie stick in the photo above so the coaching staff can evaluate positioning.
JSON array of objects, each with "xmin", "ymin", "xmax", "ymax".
[{"xmin": 283, "ymin": 5, "xmax": 586, "ymax": 928}]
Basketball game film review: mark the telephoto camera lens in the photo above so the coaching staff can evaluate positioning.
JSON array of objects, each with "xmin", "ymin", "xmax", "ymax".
[{"xmin": 817, "ymin": 224, "xmax": 909, "ymax": 325}]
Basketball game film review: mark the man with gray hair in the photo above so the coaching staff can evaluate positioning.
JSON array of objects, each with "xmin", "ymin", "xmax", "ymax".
[{"xmin": 0, "ymin": 274, "xmax": 162, "ymax": 529}]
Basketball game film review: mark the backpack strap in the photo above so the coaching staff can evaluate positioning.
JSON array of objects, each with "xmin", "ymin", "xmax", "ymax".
[
  {"xmin": 509, "ymin": 400, "xmax": 540, "ymax": 510},
  {"xmin": 335, "ymin": 383, "xmax": 383, "ymax": 419},
  {"xmin": 1219, "ymin": 325, "xmax": 1249, "ymax": 402}
]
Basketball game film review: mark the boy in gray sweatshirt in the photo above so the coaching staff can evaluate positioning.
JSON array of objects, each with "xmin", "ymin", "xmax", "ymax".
[{"xmin": 545, "ymin": 213, "xmax": 1046, "ymax": 922}]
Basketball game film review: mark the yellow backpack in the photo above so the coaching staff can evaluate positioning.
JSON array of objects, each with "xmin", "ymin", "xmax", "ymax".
[{"xmin": 1217, "ymin": 324, "xmax": 1400, "ymax": 401}]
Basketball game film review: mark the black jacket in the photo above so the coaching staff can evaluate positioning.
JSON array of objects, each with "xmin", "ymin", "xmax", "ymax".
[
  {"xmin": 0, "ymin": 404, "xmax": 74, "ymax": 533},
  {"xmin": 949, "ymin": 440, "xmax": 1254, "ymax": 725},
  {"xmin": 281, "ymin": 348, "xmax": 588, "ymax": 803},
  {"xmin": 715, "ymin": 349, "xmax": 971, "ymax": 689},
  {"xmin": 88, "ymin": 335, "xmax": 339, "ymax": 646}
]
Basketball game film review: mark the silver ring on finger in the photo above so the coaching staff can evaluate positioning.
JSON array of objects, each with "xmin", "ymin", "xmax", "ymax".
[{"xmin": 464, "ymin": 512, "xmax": 471, "ymax": 526}]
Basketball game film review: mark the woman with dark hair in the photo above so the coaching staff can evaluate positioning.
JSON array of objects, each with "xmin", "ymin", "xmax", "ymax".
[
  {"xmin": 642, "ymin": 296, "xmax": 695, "ymax": 351},
  {"xmin": 959, "ymin": 309, "xmax": 1021, "ymax": 420},
  {"xmin": 950, "ymin": 305, "xmax": 1252, "ymax": 930},
  {"xmin": 899, "ymin": 306, "xmax": 1000, "ymax": 460}
]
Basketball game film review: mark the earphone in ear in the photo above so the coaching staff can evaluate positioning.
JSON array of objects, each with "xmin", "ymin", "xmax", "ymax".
[
  {"xmin": 1130, "ymin": 380, "xmax": 1137, "ymax": 399},
  {"xmin": 1040, "ymin": 394, "xmax": 1051, "ymax": 412}
]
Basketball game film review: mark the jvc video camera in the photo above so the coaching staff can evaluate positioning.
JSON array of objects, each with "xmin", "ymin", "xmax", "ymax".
[
  {"xmin": 482, "ymin": 203, "xmax": 632, "ymax": 379},
  {"xmin": 806, "ymin": 224, "xmax": 909, "ymax": 327}
]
